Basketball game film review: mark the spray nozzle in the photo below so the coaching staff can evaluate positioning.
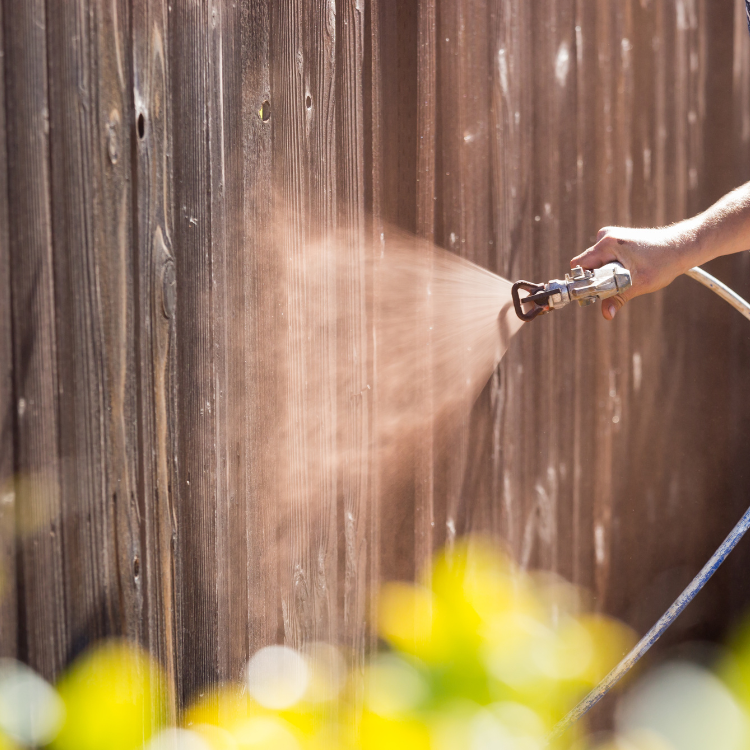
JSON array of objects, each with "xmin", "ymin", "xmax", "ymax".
[{"xmin": 511, "ymin": 262, "xmax": 632, "ymax": 322}]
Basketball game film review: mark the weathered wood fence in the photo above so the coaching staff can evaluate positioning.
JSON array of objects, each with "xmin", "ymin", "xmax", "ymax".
[{"xmin": 2, "ymin": 0, "xmax": 750, "ymax": 713}]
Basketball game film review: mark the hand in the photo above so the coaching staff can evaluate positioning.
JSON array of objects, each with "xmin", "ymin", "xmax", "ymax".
[{"xmin": 570, "ymin": 224, "xmax": 698, "ymax": 320}]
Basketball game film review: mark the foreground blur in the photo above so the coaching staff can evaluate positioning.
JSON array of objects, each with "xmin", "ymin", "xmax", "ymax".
[{"xmin": 4, "ymin": 537, "xmax": 750, "ymax": 750}]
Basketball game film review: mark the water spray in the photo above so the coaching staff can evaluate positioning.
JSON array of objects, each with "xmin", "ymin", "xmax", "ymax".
[{"xmin": 511, "ymin": 262, "xmax": 750, "ymax": 740}]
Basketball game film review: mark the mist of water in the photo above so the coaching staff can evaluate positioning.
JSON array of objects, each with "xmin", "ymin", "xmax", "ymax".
[{"xmin": 264, "ymin": 220, "xmax": 524, "ymax": 629}]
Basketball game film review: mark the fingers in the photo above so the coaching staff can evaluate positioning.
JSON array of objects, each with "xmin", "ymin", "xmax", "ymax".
[
  {"xmin": 571, "ymin": 227, "xmax": 623, "ymax": 269},
  {"xmin": 570, "ymin": 241, "xmax": 619, "ymax": 270}
]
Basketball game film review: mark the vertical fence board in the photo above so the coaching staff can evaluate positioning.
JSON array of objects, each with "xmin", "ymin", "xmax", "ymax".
[
  {"xmin": 0, "ymin": 0, "xmax": 15, "ymax": 659},
  {"xmin": 4, "ymin": 0, "xmax": 67, "ymax": 680},
  {"xmin": 94, "ymin": 0, "xmax": 142, "ymax": 648},
  {"xmin": 729, "ymin": 0, "xmax": 750, "ymax": 628},
  {"xmin": 569, "ymin": 0, "xmax": 596, "ymax": 592},
  {"xmin": 414, "ymin": 0, "xmax": 437, "ymax": 581},
  {"xmin": 242, "ymin": 0, "xmax": 278, "ymax": 655},
  {"xmin": 132, "ymin": 0, "xmax": 178, "ymax": 716},
  {"xmin": 337, "ymin": 0, "xmax": 370, "ymax": 681},
  {"xmin": 45, "ymin": 0, "xmax": 139, "ymax": 659},
  {"xmin": 490, "ymin": 0, "xmax": 533, "ymax": 562},
  {"xmin": 170, "ymin": 1, "xmax": 218, "ymax": 704},
  {"xmin": 209, "ymin": 0, "xmax": 250, "ymax": 691},
  {"xmin": 367, "ymin": 0, "xmax": 383, "ymax": 654},
  {"xmin": 270, "ymin": 0, "xmax": 339, "ymax": 653},
  {"xmin": 304, "ymin": 0, "xmax": 339, "ymax": 651}
]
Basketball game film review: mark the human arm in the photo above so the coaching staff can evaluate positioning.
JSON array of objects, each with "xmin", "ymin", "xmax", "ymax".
[{"xmin": 570, "ymin": 181, "xmax": 750, "ymax": 320}]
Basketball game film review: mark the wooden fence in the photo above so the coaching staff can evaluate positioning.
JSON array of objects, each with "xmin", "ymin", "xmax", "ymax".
[{"xmin": 2, "ymin": 0, "xmax": 750, "ymax": 714}]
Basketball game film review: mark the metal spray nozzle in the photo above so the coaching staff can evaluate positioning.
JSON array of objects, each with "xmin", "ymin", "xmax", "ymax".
[{"xmin": 511, "ymin": 262, "xmax": 632, "ymax": 322}]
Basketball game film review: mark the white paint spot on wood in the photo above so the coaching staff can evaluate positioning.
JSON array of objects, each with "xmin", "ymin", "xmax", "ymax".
[
  {"xmin": 621, "ymin": 38, "xmax": 632, "ymax": 69},
  {"xmin": 446, "ymin": 518, "xmax": 456, "ymax": 544},
  {"xmin": 595, "ymin": 523, "xmax": 605, "ymax": 565},
  {"xmin": 676, "ymin": 0, "xmax": 697, "ymax": 30},
  {"xmin": 555, "ymin": 43, "xmax": 570, "ymax": 87},
  {"xmin": 609, "ymin": 369, "xmax": 621, "ymax": 426},
  {"xmin": 633, "ymin": 351, "xmax": 643, "ymax": 392},
  {"xmin": 497, "ymin": 47, "xmax": 509, "ymax": 97},
  {"xmin": 17, "ymin": 398, "xmax": 26, "ymax": 417}
]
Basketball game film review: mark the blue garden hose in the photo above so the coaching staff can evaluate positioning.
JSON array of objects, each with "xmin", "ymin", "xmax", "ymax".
[{"xmin": 550, "ymin": 266, "xmax": 750, "ymax": 740}]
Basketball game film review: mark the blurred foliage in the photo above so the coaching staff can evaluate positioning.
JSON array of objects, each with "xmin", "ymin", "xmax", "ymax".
[
  {"xmin": 52, "ymin": 641, "xmax": 165, "ymax": 750},
  {"xmin": 16, "ymin": 535, "xmax": 750, "ymax": 749}
]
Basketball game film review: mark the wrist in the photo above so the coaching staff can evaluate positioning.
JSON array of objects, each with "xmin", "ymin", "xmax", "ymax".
[{"xmin": 668, "ymin": 216, "xmax": 713, "ymax": 271}]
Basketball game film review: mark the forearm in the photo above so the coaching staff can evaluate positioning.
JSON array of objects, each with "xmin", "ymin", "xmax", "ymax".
[{"xmin": 681, "ymin": 181, "xmax": 750, "ymax": 266}]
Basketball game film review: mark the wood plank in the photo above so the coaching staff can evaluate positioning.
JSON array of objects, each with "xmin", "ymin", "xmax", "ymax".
[
  {"xmin": 414, "ymin": 0, "xmax": 437, "ymax": 582},
  {"xmin": 489, "ymin": 0, "xmax": 534, "ymax": 563},
  {"xmin": 269, "ymin": 0, "xmax": 339, "ymax": 656},
  {"xmin": 45, "ymin": 0, "xmax": 108, "ymax": 654},
  {"xmin": 169, "ymin": 1, "xmax": 218, "ymax": 705},
  {"xmin": 336, "ymin": 0, "xmax": 370, "ymax": 686},
  {"xmin": 242, "ymin": 0, "xmax": 279, "ymax": 656},
  {"xmin": 45, "ymin": 0, "xmax": 142, "ymax": 662},
  {"xmin": 93, "ymin": 0, "xmax": 142, "ymax": 650},
  {"xmin": 4, "ymin": 0, "xmax": 67, "ymax": 680},
  {"xmin": 734, "ymin": 0, "xmax": 750, "ymax": 178},
  {"xmin": 209, "ymin": 0, "xmax": 249, "ymax": 693},
  {"xmin": 131, "ymin": 0, "xmax": 178, "ymax": 719},
  {"xmin": 571, "ymin": 0, "xmax": 598, "ymax": 591},
  {"xmin": 366, "ymin": 0, "xmax": 383, "ymax": 655},
  {"xmin": 439, "ymin": 0, "xmax": 496, "ymax": 546},
  {"xmin": 303, "ymin": 0, "xmax": 339, "ymax": 652},
  {"xmin": 375, "ymin": 1, "xmax": 417, "ymax": 586},
  {"xmin": 591, "ymin": 0, "xmax": 616, "ymax": 607},
  {"xmin": 0, "ymin": 0, "xmax": 16, "ymax": 660}
]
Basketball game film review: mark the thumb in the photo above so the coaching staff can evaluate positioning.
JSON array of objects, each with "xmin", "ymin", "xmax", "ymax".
[{"xmin": 602, "ymin": 292, "xmax": 629, "ymax": 321}]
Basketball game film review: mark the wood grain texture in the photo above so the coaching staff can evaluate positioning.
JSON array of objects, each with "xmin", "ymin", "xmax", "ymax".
[
  {"xmin": 337, "ymin": 0, "xmax": 370, "ymax": 684},
  {"xmin": 0, "ymin": 0, "xmax": 15, "ymax": 660},
  {"xmin": 4, "ymin": 0, "xmax": 67, "ymax": 680},
  {"xmin": 489, "ymin": 0, "xmax": 533, "ymax": 565},
  {"xmin": 94, "ymin": 0, "xmax": 141, "ymax": 650},
  {"xmin": 169, "ymin": 0, "xmax": 219, "ymax": 705},
  {"xmin": 269, "ymin": 0, "xmax": 340, "ymax": 655},
  {"xmin": 242, "ymin": 0, "xmax": 278, "ymax": 656},
  {"xmin": 45, "ymin": 0, "xmax": 134, "ymax": 660},
  {"xmin": 366, "ymin": 0, "xmax": 383, "ymax": 656},
  {"xmin": 414, "ymin": 0, "xmax": 437, "ymax": 584},
  {"xmin": 132, "ymin": 0, "xmax": 178, "ymax": 719},
  {"xmin": 211, "ymin": 0, "xmax": 250, "ymax": 694}
]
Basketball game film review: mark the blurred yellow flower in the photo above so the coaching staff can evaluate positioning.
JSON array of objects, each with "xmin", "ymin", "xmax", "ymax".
[{"xmin": 52, "ymin": 639, "xmax": 165, "ymax": 750}]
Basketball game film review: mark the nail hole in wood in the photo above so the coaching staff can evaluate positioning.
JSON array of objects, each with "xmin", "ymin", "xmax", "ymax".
[
  {"xmin": 259, "ymin": 100, "xmax": 271, "ymax": 122},
  {"xmin": 137, "ymin": 113, "xmax": 145, "ymax": 139},
  {"xmin": 306, "ymin": 95, "xmax": 312, "ymax": 110}
]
